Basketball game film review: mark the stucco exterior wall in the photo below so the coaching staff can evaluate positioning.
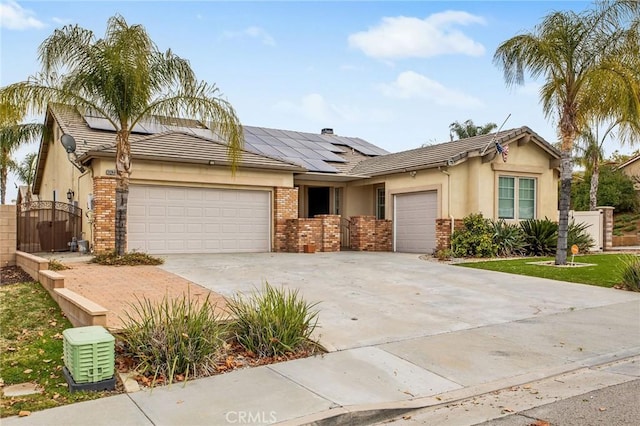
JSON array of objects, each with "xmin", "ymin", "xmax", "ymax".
[{"xmin": 620, "ymin": 159, "xmax": 640, "ymax": 191}]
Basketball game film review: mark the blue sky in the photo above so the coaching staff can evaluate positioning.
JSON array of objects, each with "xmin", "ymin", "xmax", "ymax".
[{"xmin": 0, "ymin": 0, "xmax": 607, "ymax": 202}]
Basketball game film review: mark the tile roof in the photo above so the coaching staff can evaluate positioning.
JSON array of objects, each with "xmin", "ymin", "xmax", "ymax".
[
  {"xmin": 349, "ymin": 126, "xmax": 560, "ymax": 177},
  {"xmin": 59, "ymin": 105, "xmax": 388, "ymax": 173},
  {"xmin": 80, "ymin": 131, "xmax": 305, "ymax": 172}
]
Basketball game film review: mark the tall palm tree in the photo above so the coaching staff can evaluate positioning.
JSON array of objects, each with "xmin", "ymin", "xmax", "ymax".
[
  {"xmin": 494, "ymin": 0, "xmax": 640, "ymax": 264},
  {"xmin": 449, "ymin": 119, "xmax": 497, "ymax": 140},
  {"xmin": 0, "ymin": 103, "xmax": 43, "ymax": 204},
  {"xmin": 0, "ymin": 15, "xmax": 243, "ymax": 255},
  {"xmin": 14, "ymin": 152, "xmax": 38, "ymax": 203}
]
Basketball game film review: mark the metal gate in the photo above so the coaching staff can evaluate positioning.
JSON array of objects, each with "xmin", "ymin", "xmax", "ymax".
[{"xmin": 17, "ymin": 201, "xmax": 82, "ymax": 253}]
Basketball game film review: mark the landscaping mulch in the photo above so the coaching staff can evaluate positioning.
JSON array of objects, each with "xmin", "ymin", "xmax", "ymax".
[{"xmin": 1, "ymin": 266, "xmax": 33, "ymax": 286}]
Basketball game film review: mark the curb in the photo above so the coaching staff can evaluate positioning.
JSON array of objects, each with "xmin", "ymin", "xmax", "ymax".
[{"xmin": 277, "ymin": 349, "xmax": 640, "ymax": 426}]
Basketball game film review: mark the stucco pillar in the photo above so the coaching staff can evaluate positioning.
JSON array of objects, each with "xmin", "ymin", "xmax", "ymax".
[
  {"xmin": 596, "ymin": 206, "xmax": 614, "ymax": 251},
  {"xmin": 0, "ymin": 205, "xmax": 17, "ymax": 266}
]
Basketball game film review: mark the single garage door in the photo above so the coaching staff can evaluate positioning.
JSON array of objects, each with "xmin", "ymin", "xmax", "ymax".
[
  {"xmin": 128, "ymin": 185, "xmax": 270, "ymax": 254},
  {"xmin": 394, "ymin": 191, "xmax": 437, "ymax": 253}
]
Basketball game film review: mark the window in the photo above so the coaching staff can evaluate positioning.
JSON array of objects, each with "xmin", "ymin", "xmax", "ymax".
[
  {"xmin": 498, "ymin": 177, "xmax": 536, "ymax": 220},
  {"xmin": 376, "ymin": 187, "xmax": 385, "ymax": 219},
  {"xmin": 333, "ymin": 187, "xmax": 342, "ymax": 215}
]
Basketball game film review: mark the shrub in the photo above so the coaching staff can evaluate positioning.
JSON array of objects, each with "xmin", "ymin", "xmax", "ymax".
[
  {"xmin": 520, "ymin": 218, "xmax": 558, "ymax": 256},
  {"xmin": 91, "ymin": 251, "xmax": 164, "ymax": 266},
  {"xmin": 434, "ymin": 248, "xmax": 453, "ymax": 261},
  {"xmin": 567, "ymin": 221, "xmax": 595, "ymax": 253},
  {"xmin": 48, "ymin": 259, "xmax": 69, "ymax": 271},
  {"xmin": 119, "ymin": 293, "xmax": 226, "ymax": 381},
  {"xmin": 451, "ymin": 213, "xmax": 497, "ymax": 258},
  {"xmin": 571, "ymin": 166, "xmax": 639, "ymax": 213},
  {"xmin": 618, "ymin": 255, "xmax": 640, "ymax": 292},
  {"xmin": 492, "ymin": 220, "xmax": 527, "ymax": 256},
  {"xmin": 226, "ymin": 282, "xmax": 319, "ymax": 357}
]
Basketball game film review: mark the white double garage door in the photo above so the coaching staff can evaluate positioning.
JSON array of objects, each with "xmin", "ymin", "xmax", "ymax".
[
  {"xmin": 394, "ymin": 191, "xmax": 437, "ymax": 254},
  {"xmin": 128, "ymin": 185, "xmax": 270, "ymax": 254}
]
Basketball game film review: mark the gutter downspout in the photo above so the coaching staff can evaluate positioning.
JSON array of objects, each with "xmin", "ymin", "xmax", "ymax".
[{"xmin": 440, "ymin": 167, "xmax": 454, "ymax": 248}]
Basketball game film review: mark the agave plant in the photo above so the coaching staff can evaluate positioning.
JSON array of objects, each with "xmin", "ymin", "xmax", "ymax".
[{"xmin": 520, "ymin": 218, "xmax": 558, "ymax": 256}]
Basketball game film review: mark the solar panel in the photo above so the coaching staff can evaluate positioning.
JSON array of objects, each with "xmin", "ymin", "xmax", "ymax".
[
  {"xmin": 261, "ymin": 128, "xmax": 288, "ymax": 138},
  {"xmin": 83, "ymin": 116, "xmax": 116, "ymax": 132},
  {"xmin": 305, "ymin": 159, "xmax": 339, "ymax": 173},
  {"xmin": 313, "ymin": 150, "xmax": 347, "ymax": 163},
  {"xmin": 316, "ymin": 141, "xmax": 346, "ymax": 153},
  {"xmin": 278, "ymin": 138, "xmax": 305, "ymax": 149},
  {"xmin": 273, "ymin": 146, "xmax": 301, "ymax": 157}
]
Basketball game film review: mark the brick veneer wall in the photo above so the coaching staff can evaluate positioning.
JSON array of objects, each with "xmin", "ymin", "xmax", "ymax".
[
  {"xmin": 93, "ymin": 177, "xmax": 117, "ymax": 253},
  {"xmin": 350, "ymin": 216, "xmax": 392, "ymax": 252},
  {"xmin": 317, "ymin": 215, "xmax": 341, "ymax": 252},
  {"xmin": 375, "ymin": 220, "xmax": 392, "ymax": 251},
  {"xmin": 435, "ymin": 218, "xmax": 464, "ymax": 252},
  {"xmin": 274, "ymin": 187, "xmax": 299, "ymax": 252},
  {"xmin": 283, "ymin": 215, "xmax": 341, "ymax": 253},
  {"xmin": 0, "ymin": 205, "xmax": 17, "ymax": 266}
]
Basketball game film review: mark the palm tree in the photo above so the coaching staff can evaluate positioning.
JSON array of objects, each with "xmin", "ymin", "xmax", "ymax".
[
  {"xmin": 494, "ymin": 1, "xmax": 640, "ymax": 264},
  {"xmin": 0, "ymin": 14, "xmax": 243, "ymax": 255},
  {"xmin": 575, "ymin": 115, "xmax": 640, "ymax": 211},
  {"xmin": 14, "ymin": 152, "xmax": 38, "ymax": 203},
  {"xmin": 0, "ymin": 103, "xmax": 43, "ymax": 204},
  {"xmin": 449, "ymin": 119, "xmax": 497, "ymax": 140}
]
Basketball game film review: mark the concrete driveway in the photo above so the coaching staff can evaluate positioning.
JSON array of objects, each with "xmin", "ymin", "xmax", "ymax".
[{"xmin": 160, "ymin": 252, "xmax": 639, "ymax": 351}]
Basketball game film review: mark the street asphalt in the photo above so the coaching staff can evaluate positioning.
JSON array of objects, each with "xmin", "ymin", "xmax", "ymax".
[{"xmin": 2, "ymin": 252, "xmax": 639, "ymax": 425}]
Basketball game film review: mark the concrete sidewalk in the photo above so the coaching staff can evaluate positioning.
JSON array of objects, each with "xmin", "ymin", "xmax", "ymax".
[
  {"xmin": 4, "ymin": 253, "xmax": 639, "ymax": 425},
  {"xmin": 3, "ymin": 300, "xmax": 638, "ymax": 426}
]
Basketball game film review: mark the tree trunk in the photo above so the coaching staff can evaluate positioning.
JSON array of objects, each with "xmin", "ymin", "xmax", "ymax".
[
  {"xmin": 589, "ymin": 159, "xmax": 599, "ymax": 211},
  {"xmin": 0, "ymin": 163, "xmax": 6, "ymax": 205},
  {"xmin": 555, "ymin": 150, "xmax": 573, "ymax": 265},
  {"xmin": 114, "ymin": 129, "xmax": 131, "ymax": 256},
  {"xmin": 115, "ymin": 188, "xmax": 128, "ymax": 256}
]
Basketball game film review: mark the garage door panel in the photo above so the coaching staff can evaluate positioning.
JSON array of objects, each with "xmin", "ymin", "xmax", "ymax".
[
  {"xmin": 128, "ymin": 185, "xmax": 270, "ymax": 254},
  {"xmin": 395, "ymin": 191, "xmax": 437, "ymax": 254}
]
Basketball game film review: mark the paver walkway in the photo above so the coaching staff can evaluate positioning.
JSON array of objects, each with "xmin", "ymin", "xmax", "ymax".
[{"xmin": 61, "ymin": 263, "xmax": 227, "ymax": 329}]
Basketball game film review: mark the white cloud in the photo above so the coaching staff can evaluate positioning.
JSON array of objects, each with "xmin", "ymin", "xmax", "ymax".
[
  {"xmin": 51, "ymin": 17, "xmax": 70, "ymax": 25},
  {"xmin": 273, "ymin": 93, "xmax": 392, "ymax": 124},
  {"xmin": 0, "ymin": 0, "xmax": 45, "ymax": 30},
  {"xmin": 379, "ymin": 71, "xmax": 483, "ymax": 108},
  {"xmin": 348, "ymin": 10, "xmax": 485, "ymax": 59},
  {"xmin": 222, "ymin": 26, "xmax": 275, "ymax": 46}
]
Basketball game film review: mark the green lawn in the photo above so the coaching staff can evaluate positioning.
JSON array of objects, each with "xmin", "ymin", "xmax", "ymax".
[
  {"xmin": 0, "ymin": 281, "xmax": 116, "ymax": 417},
  {"xmin": 456, "ymin": 254, "xmax": 631, "ymax": 287}
]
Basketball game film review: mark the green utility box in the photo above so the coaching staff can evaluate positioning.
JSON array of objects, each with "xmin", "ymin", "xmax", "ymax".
[{"xmin": 63, "ymin": 326, "xmax": 115, "ymax": 384}]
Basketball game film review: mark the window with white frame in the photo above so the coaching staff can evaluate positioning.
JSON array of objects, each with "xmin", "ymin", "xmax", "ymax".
[
  {"xmin": 376, "ymin": 187, "xmax": 385, "ymax": 219},
  {"xmin": 498, "ymin": 176, "xmax": 536, "ymax": 220}
]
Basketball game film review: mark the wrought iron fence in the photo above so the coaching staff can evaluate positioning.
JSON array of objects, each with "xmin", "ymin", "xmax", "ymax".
[
  {"xmin": 340, "ymin": 216, "xmax": 351, "ymax": 249},
  {"xmin": 17, "ymin": 201, "xmax": 83, "ymax": 253}
]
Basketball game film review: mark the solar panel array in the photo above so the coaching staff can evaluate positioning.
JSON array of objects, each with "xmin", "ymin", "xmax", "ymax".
[{"xmin": 81, "ymin": 113, "xmax": 388, "ymax": 173}]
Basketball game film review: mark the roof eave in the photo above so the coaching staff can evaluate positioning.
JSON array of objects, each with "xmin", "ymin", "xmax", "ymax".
[{"xmin": 78, "ymin": 151, "xmax": 306, "ymax": 173}]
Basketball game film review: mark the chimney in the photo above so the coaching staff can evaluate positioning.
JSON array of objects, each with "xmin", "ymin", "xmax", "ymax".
[{"xmin": 321, "ymin": 128, "xmax": 334, "ymax": 135}]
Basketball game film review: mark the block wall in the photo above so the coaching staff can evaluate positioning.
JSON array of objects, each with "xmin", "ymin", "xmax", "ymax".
[{"xmin": 0, "ymin": 205, "xmax": 17, "ymax": 266}]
